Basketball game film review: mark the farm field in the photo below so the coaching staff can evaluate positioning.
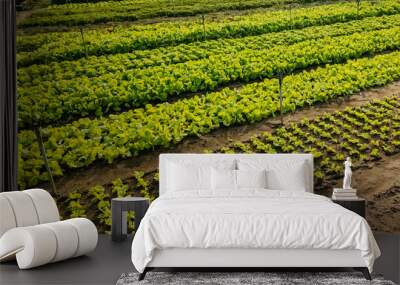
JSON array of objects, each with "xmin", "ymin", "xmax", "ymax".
[
  {"xmin": 18, "ymin": 0, "xmax": 334, "ymax": 28},
  {"xmin": 17, "ymin": 0, "xmax": 400, "ymax": 233}
]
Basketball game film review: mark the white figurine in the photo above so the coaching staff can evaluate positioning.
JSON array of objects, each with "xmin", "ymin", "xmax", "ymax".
[{"xmin": 343, "ymin": 157, "xmax": 352, "ymax": 190}]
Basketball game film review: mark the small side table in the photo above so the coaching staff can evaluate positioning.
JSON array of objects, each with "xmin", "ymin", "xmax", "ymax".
[
  {"xmin": 332, "ymin": 198, "xmax": 366, "ymax": 218},
  {"xmin": 111, "ymin": 197, "xmax": 149, "ymax": 242}
]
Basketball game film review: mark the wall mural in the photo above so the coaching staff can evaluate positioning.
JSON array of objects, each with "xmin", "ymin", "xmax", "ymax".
[{"xmin": 16, "ymin": 0, "xmax": 400, "ymax": 233}]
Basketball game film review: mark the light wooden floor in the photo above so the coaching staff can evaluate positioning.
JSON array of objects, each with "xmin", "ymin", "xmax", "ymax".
[{"xmin": 0, "ymin": 233, "xmax": 398, "ymax": 285}]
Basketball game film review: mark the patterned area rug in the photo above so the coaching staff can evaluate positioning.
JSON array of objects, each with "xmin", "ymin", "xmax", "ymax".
[{"xmin": 116, "ymin": 272, "xmax": 395, "ymax": 285}]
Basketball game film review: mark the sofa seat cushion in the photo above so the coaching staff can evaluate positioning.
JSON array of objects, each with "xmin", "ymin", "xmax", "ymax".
[{"xmin": 0, "ymin": 218, "xmax": 97, "ymax": 269}]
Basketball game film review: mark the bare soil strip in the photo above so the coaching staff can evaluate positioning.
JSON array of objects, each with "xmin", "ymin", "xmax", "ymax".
[{"xmin": 47, "ymin": 80, "xmax": 400, "ymax": 196}]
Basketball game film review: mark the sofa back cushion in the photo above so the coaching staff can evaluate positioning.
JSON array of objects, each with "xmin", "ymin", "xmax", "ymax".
[{"xmin": 0, "ymin": 189, "xmax": 60, "ymax": 238}]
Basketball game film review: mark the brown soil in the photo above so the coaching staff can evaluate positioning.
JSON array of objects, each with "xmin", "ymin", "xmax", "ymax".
[
  {"xmin": 319, "ymin": 153, "xmax": 400, "ymax": 233},
  {"xmin": 16, "ymin": 11, "xmax": 33, "ymax": 22},
  {"xmin": 51, "ymin": 80, "xmax": 400, "ymax": 197},
  {"xmin": 368, "ymin": 186, "xmax": 400, "ymax": 233}
]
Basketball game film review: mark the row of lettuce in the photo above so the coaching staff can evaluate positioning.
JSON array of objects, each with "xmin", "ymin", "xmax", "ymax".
[
  {"xmin": 18, "ymin": 14, "xmax": 400, "ymax": 86},
  {"xmin": 62, "ymin": 96, "xmax": 400, "ymax": 231},
  {"xmin": 19, "ymin": 0, "xmax": 317, "ymax": 28},
  {"xmin": 17, "ymin": 0, "xmax": 400, "ymax": 66},
  {"xmin": 17, "ymin": 51, "xmax": 400, "ymax": 188},
  {"xmin": 17, "ymin": 27, "xmax": 400, "ymax": 129}
]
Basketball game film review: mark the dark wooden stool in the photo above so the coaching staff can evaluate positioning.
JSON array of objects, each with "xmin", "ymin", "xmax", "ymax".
[{"xmin": 111, "ymin": 197, "xmax": 149, "ymax": 242}]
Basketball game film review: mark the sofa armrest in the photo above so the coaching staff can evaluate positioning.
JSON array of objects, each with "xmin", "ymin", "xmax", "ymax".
[{"xmin": 0, "ymin": 226, "xmax": 57, "ymax": 268}]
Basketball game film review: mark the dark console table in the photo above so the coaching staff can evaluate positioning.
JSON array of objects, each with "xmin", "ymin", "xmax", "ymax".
[{"xmin": 111, "ymin": 197, "xmax": 149, "ymax": 242}]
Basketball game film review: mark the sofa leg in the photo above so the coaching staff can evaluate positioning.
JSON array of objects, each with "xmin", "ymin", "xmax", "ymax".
[
  {"xmin": 354, "ymin": 267, "xmax": 371, "ymax": 280},
  {"xmin": 138, "ymin": 268, "xmax": 148, "ymax": 281}
]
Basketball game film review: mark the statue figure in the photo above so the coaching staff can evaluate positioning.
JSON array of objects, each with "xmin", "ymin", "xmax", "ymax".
[{"xmin": 343, "ymin": 157, "xmax": 352, "ymax": 190}]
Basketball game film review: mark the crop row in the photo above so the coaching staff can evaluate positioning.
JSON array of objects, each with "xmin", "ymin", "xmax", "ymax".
[
  {"xmin": 17, "ymin": 51, "xmax": 400, "ymax": 188},
  {"xmin": 18, "ymin": 27, "xmax": 400, "ymax": 128},
  {"xmin": 61, "ymin": 96, "xmax": 400, "ymax": 231},
  {"xmin": 218, "ymin": 96, "xmax": 400, "ymax": 181},
  {"xmin": 16, "ymin": 0, "xmax": 400, "ymax": 66},
  {"xmin": 19, "ymin": 0, "xmax": 313, "ymax": 28},
  {"xmin": 18, "ymin": 14, "xmax": 400, "ymax": 87},
  {"xmin": 45, "ymin": 0, "xmax": 314, "ymax": 13}
]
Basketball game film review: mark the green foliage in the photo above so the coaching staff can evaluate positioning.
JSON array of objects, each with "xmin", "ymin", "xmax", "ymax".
[
  {"xmin": 133, "ymin": 171, "xmax": 156, "ymax": 201},
  {"xmin": 66, "ymin": 191, "xmax": 86, "ymax": 218},
  {"xmin": 88, "ymin": 185, "xmax": 111, "ymax": 230},
  {"xmin": 21, "ymin": 0, "xmax": 50, "ymax": 10},
  {"xmin": 17, "ymin": 0, "xmax": 400, "ymax": 66},
  {"xmin": 18, "ymin": 14, "xmax": 400, "ymax": 86},
  {"xmin": 17, "ymin": 51, "xmax": 400, "ymax": 188},
  {"xmin": 88, "ymin": 185, "xmax": 109, "ymax": 202},
  {"xmin": 153, "ymin": 172, "xmax": 159, "ymax": 182},
  {"xmin": 111, "ymin": 178, "xmax": 129, "ymax": 197},
  {"xmin": 17, "ymin": 27, "xmax": 400, "ymax": 128},
  {"xmin": 19, "ymin": 0, "xmax": 330, "ymax": 28}
]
